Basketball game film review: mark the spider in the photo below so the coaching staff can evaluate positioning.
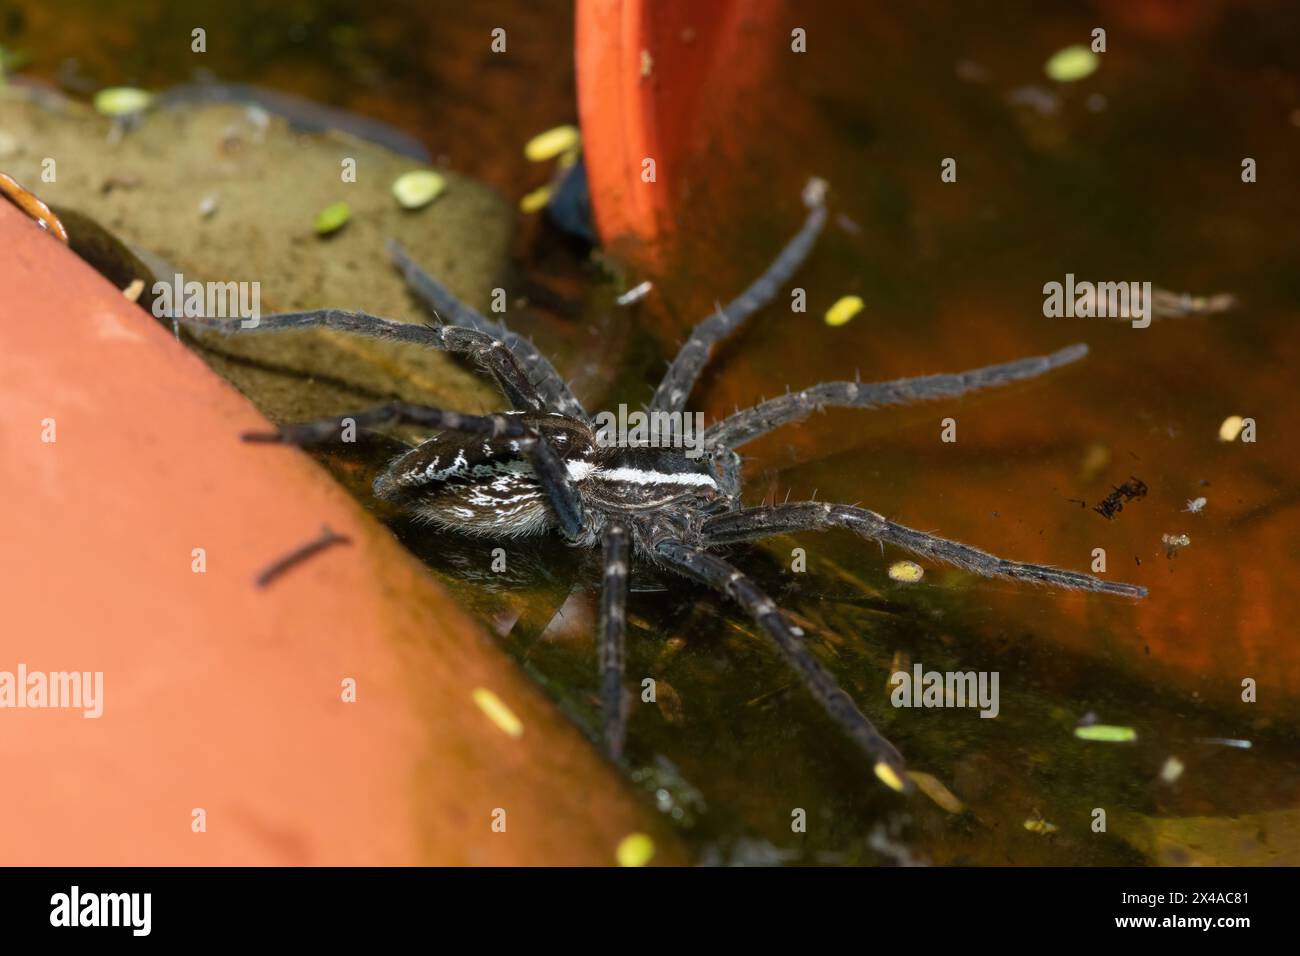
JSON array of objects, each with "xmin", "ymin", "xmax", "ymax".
[{"xmin": 182, "ymin": 182, "xmax": 1145, "ymax": 793}]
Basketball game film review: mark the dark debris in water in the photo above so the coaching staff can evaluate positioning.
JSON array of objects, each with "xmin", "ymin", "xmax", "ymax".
[{"xmin": 1093, "ymin": 477, "xmax": 1149, "ymax": 520}]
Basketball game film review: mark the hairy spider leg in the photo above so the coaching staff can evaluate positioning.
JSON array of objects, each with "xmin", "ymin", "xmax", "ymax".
[
  {"xmin": 706, "ymin": 343, "xmax": 1090, "ymax": 450},
  {"xmin": 649, "ymin": 184, "xmax": 828, "ymax": 415},
  {"xmin": 654, "ymin": 538, "xmax": 911, "ymax": 791},
  {"xmin": 179, "ymin": 310, "xmax": 548, "ymax": 414},
  {"xmin": 703, "ymin": 502, "xmax": 1147, "ymax": 597},
  {"xmin": 599, "ymin": 520, "xmax": 630, "ymax": 757},
  {"xmin": 386, "ymin": 240, "xmax": 589, "ymax": 421},
  {"xmin": 243, "ymin": 402, "xmax": 593, "ymax": 544}
]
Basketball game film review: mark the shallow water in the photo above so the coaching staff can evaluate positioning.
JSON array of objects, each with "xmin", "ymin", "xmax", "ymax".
[{"xmin": 12, "ymin": 0, "xmax": 1298, "ymax": 864}]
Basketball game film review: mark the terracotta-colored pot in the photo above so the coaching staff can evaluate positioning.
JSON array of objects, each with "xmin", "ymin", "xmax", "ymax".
[{"xmin": 0, "ymin": 198, "xmax": 678, "ymax": 865}]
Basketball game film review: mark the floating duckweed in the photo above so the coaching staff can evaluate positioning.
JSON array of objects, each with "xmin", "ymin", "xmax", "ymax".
[
  {"xmin": 888, "ymin": 560, "xmax": 925, "ymax": 583},
  {"xmin": 1045, "ymin": 45, "xmax": 1099, "ymax": 83},
  {"xmin": 1218, "ymin": 415, "xmax": 1244, "ymax": 442},
  {"xmin": 93, "ymin": 86, "xmax": 153, "ymax": 117},
  {"xmin": 471, "ymin": 687, "xmax": 523, "ymax": 738},
  {"xmin": 524, "ymin": 124, "xmax": 580, "ymax": 162},
  {"xmin": 313, "ymin": 201, "xmax": 351, "ymax": 235},
  {"xmin": 1024, "ymin": 817, "xmax": 1058, "ymax": 835},
  {"xmin": 615, "ymin": 832, "xmax": 655, "ymax": 867},
  {"xmin": 519, "ymin": 184, "xmax": 553, "ymax": 214},
  {"xmin": 873, "ymin": 761, "xmax": 907, "ymax": 793},
  {"xmin": 825, "ymin": 295, "xmax": 864, "ymax": 327},
  {"xmin": 392, "ymin": 170, "xmax": 446, "ymax": 210},
  {"xmin": 1074, "ymin": 724, "xmax": 1137, "ymax": 743}
]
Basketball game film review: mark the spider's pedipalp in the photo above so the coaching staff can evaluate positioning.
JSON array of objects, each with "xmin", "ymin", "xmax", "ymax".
[
  {"xmin": 702, "ymin": 502, "xmax": 1147, "ymax": 598},
  {"xmin": 706, "ymin": 344, "xmax": 1090, "ymax": 450},
  {"xmin": 653, "ymin": 537, "xmax": 910, "ymax": 791}
]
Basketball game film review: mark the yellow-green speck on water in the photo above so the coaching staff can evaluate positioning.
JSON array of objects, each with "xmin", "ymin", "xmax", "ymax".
[
  {"xmin": 471, "ymin": 687, "xmax": 524, "ymax": 739},
  {"xmin": 93, "ymin": 86, "xmax": 154, "ymax": 117},
  {"xmin": 519, "ymin": 184, "xmax": 553, "ymax": 214},
  {"xmin": 392, "ymin": 170, "xmax": 446, "ymax": 210},
  {"xmin": 1074, "ymin": 724, "xmax": 1138, "ymax": 743},
  {"xmin": 1045, "ymin": 45, "xmax": 1099, "ymax": 83},
  {"xmin": 825, "ymin": 294, "xmax": 864, "ymax": 327},
  {"xmin": 615, "ymin": 832, "xmax": 655, "ymax": 867},
  {"xmin": 888, "ymin": 560, "xmax": 925, "ymax": 583},
  {"xmin": 523, "ymin": 124, "xmax": 580, "ymax": 162},
  {"xmin": 313, "ymin": 201, "xmax": 351, "ymax": 235}
]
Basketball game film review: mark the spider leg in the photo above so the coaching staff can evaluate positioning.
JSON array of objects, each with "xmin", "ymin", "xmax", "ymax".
[
  {"xmin": 706, "ymin": 344, "xmax": 1089, "ymax": 449},
  {"xmin": 653, "ymin": 538, "xmax": 910, "ymax": 792},
  {"xmin": 598, "ymin": 520, "xmax": 630, "ymax": 757},
  {"xmin": 246, "ymin": 402, "xmax": 590, "ymax": 543},
  {"xmin": 386, "ymin": 240, "xmax": 589, "ymax": 420},
  {"xmin": 702, "ymin": 502, "xmax": 1147, "ymax": 598},
  {"xmin": 648, "ymin": 183, "xmax": 827, "ymax": 415},
  {"xmin": 179, "ymin": 309, "xmax": 546, "ymax": 414}
]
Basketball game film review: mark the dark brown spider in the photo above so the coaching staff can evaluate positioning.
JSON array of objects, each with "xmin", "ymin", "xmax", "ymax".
[{"xmin": 182, "ymin": 184, "xmax": 1145, "ymax": 792}]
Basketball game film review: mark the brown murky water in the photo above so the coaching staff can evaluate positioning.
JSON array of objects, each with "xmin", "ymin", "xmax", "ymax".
[{"xmin": 10, "ymin": 0, "xmax": 1298, "ymax": 864}]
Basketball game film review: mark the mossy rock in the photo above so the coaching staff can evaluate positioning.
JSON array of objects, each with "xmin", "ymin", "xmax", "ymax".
[{"xmin": 1, "ymin": 85, "xmax": 509, "ymax": 422}]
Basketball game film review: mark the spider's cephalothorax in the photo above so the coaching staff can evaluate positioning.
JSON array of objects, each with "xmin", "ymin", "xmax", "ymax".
[{"xmin": 184, "ymin": 185, "xmax": 1145, "ymax": 792}]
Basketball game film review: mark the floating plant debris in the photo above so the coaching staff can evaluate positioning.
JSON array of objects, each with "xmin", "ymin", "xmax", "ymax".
[
  {"xmin": 1044, "ymin": 45, "xmax": 1098, "ymax": 83},
  {"xmin": 1161, "ymin": 533, "xmax": 1191, "ymax": 558},
  {"xmin": 93, "ymin": 86, "xmax": 153, "ymax": 117},
  {"xmin": 825, "ymin": 294, "xmax": 864, "ymax": 327},
  {"xmin": 1074, "ymin": 724, "xmax": 1137, "ymax": 743},
  {"xmin": 392, "ymin": 169, "xmax": 446, "ymax": 210},
  {"xmin": 471, "ymin": 687, "xmax": 524, "ymax": 739},
  {"xmin": 519, "ymin": 184, "xmax": 552, "ymax": 213},
  {"xmin": 1024, "ymin": 817, "xmax": 1058, "ymax": 835},
  {"xmin": 616, "ymin": 280, "xmax": 653, "ymax": 306},
  {"xmin": 1152, "ymin": 288, "xmax": 1237, "ymax": 317},
  {"xmin": 1161, "ymin": 756, "xmax": 1185, "ymax": 784},
  {"xmin": 313, "ymin": 201, "xmax": 351, "ymax": 235},
  {"xmin": 1218, "ymin": 415, "xmax": 1245, "ymax": 442},
  {"xmin": 523, "ymin": 124, "xmax": 580, "ymax": 162},
  {"xmin": 910, "ymin": 771, "xmax": 964, "ymax": 814},
  {"xmin": 888, "ymin": 560, "xmax": 925, "ymax": 583},
  {"xmin": 615, "ymin": 832, "xmax": 655, "ymax": 867},
  {"xmin": 1094, "ymin": 477, "xmax": 1148, "ymax": 520},
  {"xmin": 1196, "ymin": 737, "xmax": 1252, "ymax": 749},
  {"xmin": 873, "ymin": 761, "xmax": 908, "ymax": 793}
]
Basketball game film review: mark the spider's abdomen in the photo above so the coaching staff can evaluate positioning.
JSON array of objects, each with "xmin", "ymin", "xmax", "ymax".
[{"xmin": 372, "ymin": 413, "xmax": 595, "ymax": 537}]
